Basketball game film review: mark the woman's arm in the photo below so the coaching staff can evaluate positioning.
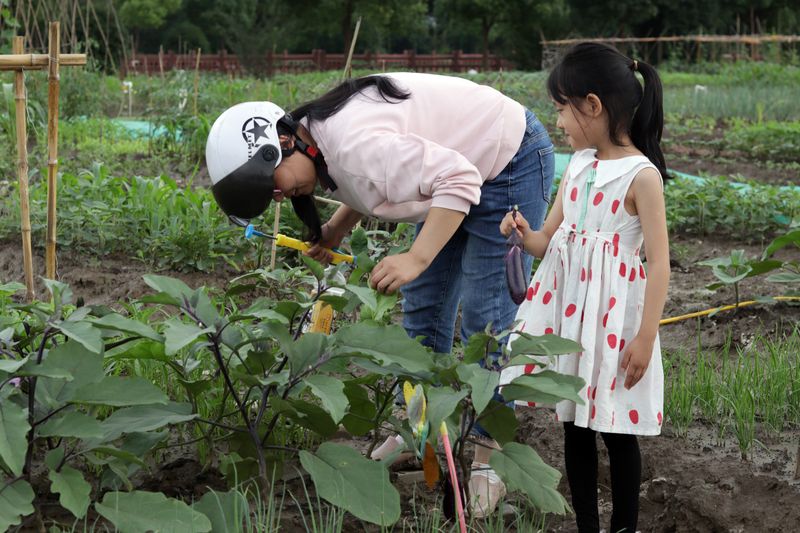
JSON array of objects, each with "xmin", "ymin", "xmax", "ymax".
[
  {"xmin": 370, "ymin": 207, "xmax": 465, "ymax": 294},
  {"xmin": 621, "ymin": 168, "xmax": 670, "ymax": 389},
  {"xmin": 306, "ymin": 204, "xmax": 364, "ymax": 262}
]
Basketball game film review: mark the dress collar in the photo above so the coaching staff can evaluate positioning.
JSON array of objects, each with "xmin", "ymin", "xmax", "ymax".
[{"xmin": 568, "ymin": 149, "xmax": 652, "ymax": 188}]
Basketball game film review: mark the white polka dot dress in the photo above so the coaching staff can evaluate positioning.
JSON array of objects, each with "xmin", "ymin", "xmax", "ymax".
[{"xmin": 501, "ymin": 149, "xmax": 664, "ymax": 436}]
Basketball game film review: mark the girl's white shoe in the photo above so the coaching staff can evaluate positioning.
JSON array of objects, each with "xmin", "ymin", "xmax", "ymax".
[
  {"xmin": 468, "ymin": 461, "xmax": 506, "ymax": 518},
  {"xmin": 369, "ymin": 434, "xmax": 415, "ymax": 466}
]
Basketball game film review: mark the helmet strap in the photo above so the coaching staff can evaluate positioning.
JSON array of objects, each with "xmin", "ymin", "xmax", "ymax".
[{"xmin": 278, "ymin": 115, "xmax": 338, "ymax": 192}]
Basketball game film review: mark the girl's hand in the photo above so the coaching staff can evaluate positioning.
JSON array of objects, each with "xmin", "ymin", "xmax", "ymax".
[
  {"xmin": 306, "ymin": 222, "xmax": 346, "ymax": 263},
  {"xmin": 500, "ymin": 210, "xmax": 530, "ymax": 238},
  {"xmin": 370, "ymin": 252, "xmax": 428, "ymax": 294},
  {"xmin": 620, "ymin": 335, "xmax": 654, "ymax": 389}
]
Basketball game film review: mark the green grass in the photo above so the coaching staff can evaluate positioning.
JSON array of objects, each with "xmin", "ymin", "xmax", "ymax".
[{"xmin": 664, "ymin": 327, "xmax": 800, "ymax": 458}]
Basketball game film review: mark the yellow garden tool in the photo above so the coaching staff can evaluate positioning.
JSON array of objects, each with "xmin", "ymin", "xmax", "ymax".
[{"xmin": 229, "ymin": 215, "xmax": 355, "ymax": 265}]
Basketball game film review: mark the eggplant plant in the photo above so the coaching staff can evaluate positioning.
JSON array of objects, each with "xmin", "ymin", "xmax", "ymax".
[
  {"xmin": 0, "ymin": 280, "xmax": 204, "ymax": 531},
  {"xmin": 0, "ymin": 247, "xmax": 585, "ymax": 529}
]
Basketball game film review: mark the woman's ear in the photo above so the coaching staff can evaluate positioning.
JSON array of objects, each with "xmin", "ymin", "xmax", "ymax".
[{"xmin": 585, "ymin": 93, "xmax": 603, "ymax": 118}]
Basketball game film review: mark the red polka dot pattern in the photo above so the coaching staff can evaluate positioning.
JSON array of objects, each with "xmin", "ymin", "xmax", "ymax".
[{"xmin": 607, "ymin": 334, "xmax": 618, "ymax": 349}]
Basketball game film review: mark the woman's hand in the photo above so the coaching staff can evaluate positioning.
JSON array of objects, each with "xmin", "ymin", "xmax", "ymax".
[
  {"xmin": 620, "ymin": 335, "xmax": 654, "ymax": 389},
  {"xmin": 306, "ymin": 222, "xmax": 346, "ymax": 263},
  {"xmin": 370, "ymin": 252, "xmax": 428, "ymax": 294},
  {"xmin": 500, "ymin": 210, "xmax": 530, "ymax": 238}
]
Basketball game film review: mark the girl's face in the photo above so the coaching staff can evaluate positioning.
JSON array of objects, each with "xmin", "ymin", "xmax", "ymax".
[
  {"xmin": 553, "ymin": 97, "xmax": 604, "ymax": 150},
  {"xmin": 272, "ymin": 136, "xmax": 318, "ymax": 201}
]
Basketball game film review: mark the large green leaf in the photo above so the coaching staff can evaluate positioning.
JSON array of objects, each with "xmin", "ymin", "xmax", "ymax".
[
  {"xmin": 288, "ymin": 333, "xmax": 328, "ymax": 377},
  {"xmin": 272, "ymin": 398, "xmax": 338, "ymax": 438},
  {"xmin": 100, "ymin": 402, "xmax": 196, "ymax": 441},
  {"xmin": 467, "ymin": 367, "xmax": 500, "ymax": 416},
  {"xmin": 56, "ymin": 320, "xmax": 104, "ymax": 354},
  {"xmin": 302, "ymin": 255, "xmax": 325, "ymax": 281},
  {"xmin": 768, "ymin": 271, "xmax": 800, "ymax": 283},
  {"xmin": 475, "ymin": 401, "xmax": 517, "ymax": 445},
  {"xmin": 37, "ymin": 411, "xmax": 105, "ymax": 440},
  {"xmin": 71, "ymin": 376, "xmax": 168, "ymax": 407},
  {"xmin": 303, "ymin": 375, "xmax": 348, "ymax": 424},
  {"xmin": 300, "ymin": 442, "xmax": 400, "ymax": 526},
  {"xmin": 762, "ymin": 229, "xmax": 800, "ymax": 259},
  {"xmin": 18, "ymin": 354, "xmax": 74, "ymax": 380},
  {"xmin": 49, "ymin": 465, "xmax": 91, "ymax": 518},
  {"xmin": 38, "ymin": 341, "xmax": 105, "ymax": 406},
  {"xmin": 334, "ymin": 323, "xmax": 433, "ymax": 373},
  {"xmin": 164, "ymin": 319, "xmax": 213, "ymax": 356},
  {"xmin": 425, "ymin": 387, "xmax": 467, "ymax": 442},
  {"xmin": 0, "ymin": 401, "xmax": 29, "ymax": 476},
  {"xmin": 341, "ymin": 381, "xmax": 378, "ymax": 436},
  {"xmin": 344, "ymin": 284, "xmax": 378, "ymax": 310},
  {"xmin": 0, "ymin": 356, "xmax": 29, "ymax": 373},
  {"xmin": 88, "ymin": 314, "xmax": 163, "ymax": 342},
  {"xmin": 193, "ymin": 490, "xmax": 248, "ymax": 533},
  {"xmin": 509, "ymin": 334, "xmax": 583, "ymax": 358},
  {"xmin": 262, "ymin": 323, "xmax": 327, "ymax": 377},
  {"xmin": 96, "ymin": 491, "xmax": 212, "ymax": 533},
  {"xmin": 502, "ymin": 371, "xmax": 585, "ymax": 405},
  {"xmin": 462, "ymin": 332, "xmax": 498, "ymax": 364},
  {"xmin": 0, "ymin": 479, "xmax": 34, "ymax": 531},
  {"xmin": 142, "ymin": 275, "xmax": 193, "ymax": 303},
  {"xmin": 43, "ymin": 278, "xmax": 73, "ymax": 307},
  {"xmin": 106, "ymin": 339, "xmax": 170, "ymax": 363},
  {"xmin": 490, "ymin": 442, "xmax": 569, "ymax": 514}
]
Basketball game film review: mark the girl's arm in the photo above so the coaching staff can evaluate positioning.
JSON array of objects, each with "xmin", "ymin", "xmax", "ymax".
[
  {"xmin": 501, "ymin": 176, "xmax": 565, "ymax": 258},
  {"xmin": 621, "ymin": 168, "xmax": 670, "ymax": 389}
]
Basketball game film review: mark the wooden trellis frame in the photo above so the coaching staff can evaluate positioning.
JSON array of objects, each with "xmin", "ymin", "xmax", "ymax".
[{"xmin": 5, "ymin": 22, "xmax": 87, "ymax": 301}]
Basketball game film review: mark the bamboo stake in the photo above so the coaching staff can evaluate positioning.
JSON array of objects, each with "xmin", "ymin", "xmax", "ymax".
[
  {"xmin": 13, "ymin": 37, "xmax": 35, "ymax": 302},
  {"xmin": 193, "ymin": 47, "xmax": 201, "ymax": 116},
  {"xmin": 45, "ymin": 22, "xmax": 60, "ymax": 280},
  {"xmin": 0, "ymin": 53, "xmax": 86, "ymax": 69},
  {"xmin": 158, "ymin": 45, "xmax": 164, "ymax": 79},
  {"xmin": 270, "ymin": 202, "xmax": 281, "ymax": 270},
  {"xmin": 342, "ymin": 16, "xmax": 362, "ymax": 81}
]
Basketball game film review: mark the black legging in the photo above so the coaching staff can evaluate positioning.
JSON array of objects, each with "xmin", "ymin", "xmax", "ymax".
[{"xmin": 563, "ymin": 422, "xmax": 641, "ymax": 533}]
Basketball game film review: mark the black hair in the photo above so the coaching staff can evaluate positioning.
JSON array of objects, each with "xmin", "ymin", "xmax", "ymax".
[
  {"xmin": 291, "ymin": 75, "xmax": 411, "ymax": 125},
  {"xmin": 547, "ymin": 43, "xmax": 668, "ymax": 178},
  {"xmin": 288, "ymin": 75, "xmax": 411, "ymax": 242}
]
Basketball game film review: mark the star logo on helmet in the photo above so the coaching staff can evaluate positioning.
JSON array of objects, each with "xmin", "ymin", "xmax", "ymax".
[{"xmin": 241, "ymin": 116, "xmax": 271, "ymax": 148}]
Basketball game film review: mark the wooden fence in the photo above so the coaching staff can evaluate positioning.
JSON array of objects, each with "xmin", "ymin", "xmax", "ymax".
[
  {"xmin": 541, "ymin": 34, "xmax": 800, "ymax": 68},
  {"xmin": 123, "ymin": 49, "xmax": 513, "ymax": 77}
]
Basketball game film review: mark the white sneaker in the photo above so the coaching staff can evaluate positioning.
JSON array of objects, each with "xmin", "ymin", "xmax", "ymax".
[
  {"xmin": 468, "ymin": 461, "xmax": 506, "ymax": 518},
  {"xmin": 369, "ymin": 434, "xmax": 415, "ymax": 466}
]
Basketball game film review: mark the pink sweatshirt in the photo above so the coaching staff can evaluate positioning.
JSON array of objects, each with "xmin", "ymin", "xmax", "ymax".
[{"xmin": 305, "ymin": 73, "xmax": 526, "ymax": 223}]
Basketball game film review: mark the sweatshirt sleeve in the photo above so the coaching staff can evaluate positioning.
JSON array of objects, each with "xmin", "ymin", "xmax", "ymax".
[{"xmin": 383, "ymin": 132, "xmax": 484, "ymax": 214}]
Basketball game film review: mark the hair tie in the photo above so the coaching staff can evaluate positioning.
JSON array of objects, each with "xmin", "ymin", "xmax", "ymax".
[{"xmin": 631, "ymin": 60, "xmax": 638, "ymax": 72}]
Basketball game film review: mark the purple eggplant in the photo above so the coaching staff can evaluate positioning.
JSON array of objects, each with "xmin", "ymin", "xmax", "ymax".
[{"xmin": 505, "ymin": 208, "xmax": 529, "ymax": 304}]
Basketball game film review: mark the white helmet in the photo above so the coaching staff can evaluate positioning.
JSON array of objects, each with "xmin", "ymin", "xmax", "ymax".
[{"xmin": 206, "ymin": 101, "xmax": 286, "ymax": 219}]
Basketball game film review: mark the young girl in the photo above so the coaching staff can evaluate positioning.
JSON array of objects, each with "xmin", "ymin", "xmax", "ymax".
[{"xmin": 499, "ymin": 43, "xmax": 670, "ymax": 533}]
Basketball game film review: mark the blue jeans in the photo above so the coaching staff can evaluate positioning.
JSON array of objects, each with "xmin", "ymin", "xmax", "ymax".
[{"xmin": 401, "ymin": 110, "xmax": 554, "ymax": 435}]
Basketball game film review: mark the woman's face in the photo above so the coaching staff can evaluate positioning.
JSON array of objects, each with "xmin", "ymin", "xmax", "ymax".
[{"xmin": 272, "ymin": 136, "xmax": 318, "ymax": 202}]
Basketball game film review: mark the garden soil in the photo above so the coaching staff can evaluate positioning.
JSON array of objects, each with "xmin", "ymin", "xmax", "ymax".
[{"xmin": 1, "ymin": 234, "xmax": 798, "ymax": 532}]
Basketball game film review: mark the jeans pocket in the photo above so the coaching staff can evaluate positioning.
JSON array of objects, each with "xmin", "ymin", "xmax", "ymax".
[{"xmin": 538, "ymin": 144, "xmax": 556, "ymax": 204}]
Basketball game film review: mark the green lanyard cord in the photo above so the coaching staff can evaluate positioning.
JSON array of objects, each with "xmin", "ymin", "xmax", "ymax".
[{"xmin": 576, "ymin": 166, "xmax": 597, "ymax": 233}]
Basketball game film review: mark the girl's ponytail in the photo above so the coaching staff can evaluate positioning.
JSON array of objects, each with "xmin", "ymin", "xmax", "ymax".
[{"xmin": 630, "ymin": 60, "xmax": 667, "ymax": 178}]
